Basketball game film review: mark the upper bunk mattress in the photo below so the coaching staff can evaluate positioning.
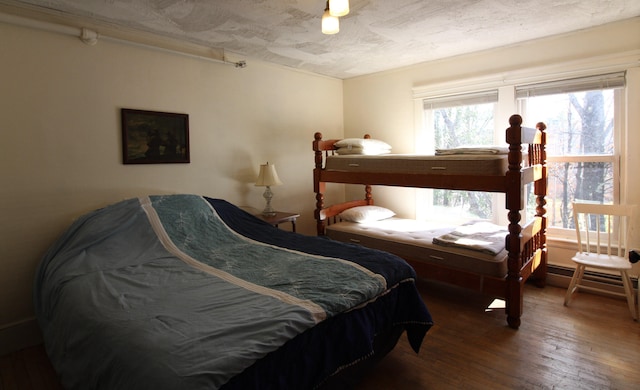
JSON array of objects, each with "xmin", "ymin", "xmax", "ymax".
[
  {"xmin": 326, "ymin": 218, "xmax": 508, "ymax": 278},
  {"xmin": 324, "ymin": 154, "xmax": 511, "ymax": 176}
]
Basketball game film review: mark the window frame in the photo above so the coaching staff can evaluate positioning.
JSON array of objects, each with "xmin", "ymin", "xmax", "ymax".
[
  {"xmin": 517, "ymin": 82, "xmax": 624, "ymax": 239},
  {"xmin": 413, "ymin": 71, "xmax": 627, "ymax": 238}
]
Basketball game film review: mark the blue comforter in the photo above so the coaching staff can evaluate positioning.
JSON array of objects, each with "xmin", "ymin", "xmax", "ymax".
[{"xmin": 35, "ymin": 194, "xmax": 432, "ymax": 389}]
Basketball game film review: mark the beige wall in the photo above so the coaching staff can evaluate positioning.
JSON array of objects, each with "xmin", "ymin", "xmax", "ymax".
[
  {"xmin": 342, "ymin": 17, "xmax": 640, "ymax": 270},
  {"xmin": 0, "ymin": 20, "xmax": 344, "ymax": 350},
  {"xmin": 2, "ymin": 13, "xmax": 639, "ymax": 353}
]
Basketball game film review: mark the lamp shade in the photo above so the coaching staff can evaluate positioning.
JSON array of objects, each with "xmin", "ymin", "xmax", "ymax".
[
  {"xmin": 329, "ymin": 0, "xmax": 349, "ymax": 17},
  {"xmin": 255, "ymin": 162, "xmax": 283, "ymax": 187},
  {"xmin": 322, "ymin": 8, "xmax": 339, "ymax": 34}
]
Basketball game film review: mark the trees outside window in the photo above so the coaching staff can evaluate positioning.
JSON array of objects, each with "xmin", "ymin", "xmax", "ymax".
[
  {"xmin": 521, "ymin": 89, "xmax": 618, "ymax": 230},
  {"xmin": 432, "ymin": 103, "xmax": 495, "ymax": 220},
  {"xmin": 420, "ymin": 72, "xmax": 624, "ymax": 231}
]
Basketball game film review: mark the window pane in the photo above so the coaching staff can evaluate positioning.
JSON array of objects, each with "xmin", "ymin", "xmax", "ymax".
[
  {"xmin": 434, "ymin": 104, "xmax": 495, "ymax": 148},
  {"xmin": 546, "ymin": 161, "xmax": 614, "ymax": 229},
  {"xmin": 522, "ymin": 89, "xmax": 616, "ymax": 229},
  {"xmin": 430, "ymin": 103, "xmax": 497, "ymax": 221},
  {"xmin": 523, "ymin": 90, "xmax": 615, "ymax": 156},
  {"xmin": 433, "ymin": 190, "xmax": 493, "ymax": 220}
]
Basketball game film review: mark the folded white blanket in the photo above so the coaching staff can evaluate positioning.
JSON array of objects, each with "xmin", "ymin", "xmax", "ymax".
[
  {"xmin": 435, "ymin": 146, "xmax": 509, "ymax": 155},
  {"xmin": 432, "ymin": 221, "xmax": 506, "ymax": 255}
]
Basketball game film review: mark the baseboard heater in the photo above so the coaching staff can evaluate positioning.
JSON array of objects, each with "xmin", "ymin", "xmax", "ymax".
[{"xmin": 547, "ymin": 264, "xmax": 638, "ymax": 291}]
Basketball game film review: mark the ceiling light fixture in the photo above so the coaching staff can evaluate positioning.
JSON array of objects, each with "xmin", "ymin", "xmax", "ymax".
[
  {"xmin": 321, "ymin": 1, "xmax": 339, "ymax": 35},
  {"xmin": 329, "ymin": 0, "xmax": 350, "ymax": 17}
]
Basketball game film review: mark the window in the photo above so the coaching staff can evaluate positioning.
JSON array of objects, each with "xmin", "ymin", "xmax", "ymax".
[
  {"xmin": 418, "ymin": 72, "xmax": 625, "ymax": 233},
  {"xmin": 517, "ymin": 72, "xmax": 625, "ymax": 233},
  {"xmin": 419, "ymin": 91, "xmax": 501, "ymax": 223}
]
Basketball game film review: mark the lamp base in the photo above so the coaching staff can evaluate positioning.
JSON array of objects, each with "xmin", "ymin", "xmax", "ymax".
[{"xmin": 262, "ymin": 186, "xmax": 276, "ymax": 216}]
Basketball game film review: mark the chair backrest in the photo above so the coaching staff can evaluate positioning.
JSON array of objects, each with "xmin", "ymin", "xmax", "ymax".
[{"xmin": 572, "ymin": 202, "xmax": 635, "ymax": 257}]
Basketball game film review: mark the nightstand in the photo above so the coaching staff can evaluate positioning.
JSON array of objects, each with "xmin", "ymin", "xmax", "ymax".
[
  {"xmin": 256, "ymin": 211, "xmax": 300, "ymax": 232},
  {"xmin": 241, "ymin": 207, "xmax": 300, "ymax": 232}
]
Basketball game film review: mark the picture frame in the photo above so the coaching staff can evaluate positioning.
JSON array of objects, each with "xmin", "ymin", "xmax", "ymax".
[{"xmin": 121, "ymin": 108, "xmax": 190, "ymax": 164}]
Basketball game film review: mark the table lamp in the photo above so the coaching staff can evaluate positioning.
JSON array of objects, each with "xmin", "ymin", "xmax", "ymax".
[{"xmin": 255, "ymin": 162, "xmax": 283, "ymax": 216}]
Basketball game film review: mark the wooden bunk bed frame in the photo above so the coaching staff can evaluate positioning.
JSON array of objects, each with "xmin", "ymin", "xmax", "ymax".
[{"xmin": 313, "ymin": 114, "xmax": 547, "ymax": 329}]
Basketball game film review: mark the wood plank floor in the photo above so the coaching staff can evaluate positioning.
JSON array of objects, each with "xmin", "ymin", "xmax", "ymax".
[
  {"xmin": 1, "ymin": 281, "xmax": 638, "ymax": 389},
  {"xmin": 356, "ymin": 279, "xmax": 640, "ymax": 390}
]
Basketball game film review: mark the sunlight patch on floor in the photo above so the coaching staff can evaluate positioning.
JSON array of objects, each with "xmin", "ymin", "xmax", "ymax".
[{"xmin": 485, "ymin": 298, "xmax": 505, "ymax": 312}]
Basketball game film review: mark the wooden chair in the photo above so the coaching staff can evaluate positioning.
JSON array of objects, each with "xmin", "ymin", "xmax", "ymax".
[{"xmin": 564, "ymin": 202, "xmax": 637, "ymax": 320}]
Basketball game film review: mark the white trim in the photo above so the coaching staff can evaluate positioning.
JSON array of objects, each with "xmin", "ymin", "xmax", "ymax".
[
  {"xmin": 547, "ymin": 155, "xmax": 616, "ymax": 163},
  {"xmin": 412, "ymin": 50, "xmax": 640, "ymax": 100}
]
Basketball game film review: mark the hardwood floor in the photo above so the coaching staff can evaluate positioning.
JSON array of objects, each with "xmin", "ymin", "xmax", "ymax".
[
  {"xmin": 0, "ymin": 345, "xmax": 62, "ymax": 390},
  {"xmin": 356, "ymin": 280, "xmax": 640, "ymax": 390},
  {"xmin": 1, "ymin": 281, "xmax": 638, "ymax": 389}
]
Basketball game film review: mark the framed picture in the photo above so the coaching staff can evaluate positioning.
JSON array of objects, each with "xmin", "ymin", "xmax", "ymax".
[{"xmin": 121, "ymin": 108, "xmax": 190, "ymax": 164}]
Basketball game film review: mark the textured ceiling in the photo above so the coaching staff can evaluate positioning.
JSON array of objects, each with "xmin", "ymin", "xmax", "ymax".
[{"xmin": 2, "ymin": 0, "xmax": 640, "ymax": 79}]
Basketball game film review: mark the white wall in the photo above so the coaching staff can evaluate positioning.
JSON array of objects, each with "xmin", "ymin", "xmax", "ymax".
[
  {"xmin": 342, "ymin": 18, "xmax": 640, "ymax": 271},
  {"xmin": 0, "ymin": 20, "xmax": 344, "ymax": 352}
]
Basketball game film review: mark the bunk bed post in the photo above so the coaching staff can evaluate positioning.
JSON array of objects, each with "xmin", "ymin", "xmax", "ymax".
[
  {"xmin": 362, "ymin": 134, "xmax": 373, "ymax": 205},
  {"xmin": 314, "ymin": 132, "xmax": 327, "ymax": 235},
  {"xmin": 505, "ymin": 114, "xmax": 525, "ymax": 329},
  {"xmin": 365, "ymin": 185, "xmax": 372, "ymax": 203},
  {"xmin": 533, "ymin": 122, "xmax": 548, "ymax": 285}
]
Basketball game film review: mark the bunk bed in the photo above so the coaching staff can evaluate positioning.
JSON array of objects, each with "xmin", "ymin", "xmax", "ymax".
[{"xmin": 313, "ymin": 114, "xmax": 547, "ymax": 329}]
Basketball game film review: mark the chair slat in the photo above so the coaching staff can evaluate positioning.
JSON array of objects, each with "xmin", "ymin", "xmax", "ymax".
[{"xmin": 565, "ymin": 202, "xmax": 637, "ymax": 320}]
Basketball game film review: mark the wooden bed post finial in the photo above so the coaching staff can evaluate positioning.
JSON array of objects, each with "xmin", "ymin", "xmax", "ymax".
[
  {"xmin": 313, "ymin": 132, "xmax": 324, "ymax": 170},
  {"xmin": 509, "ymin": 114, "xmax": 523, "ymax": 127}
]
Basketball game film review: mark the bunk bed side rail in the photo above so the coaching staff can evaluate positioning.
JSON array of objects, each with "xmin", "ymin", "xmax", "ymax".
[{"xmin": 318, "ymin": 170, "xmax": 508, "ymax": 192}]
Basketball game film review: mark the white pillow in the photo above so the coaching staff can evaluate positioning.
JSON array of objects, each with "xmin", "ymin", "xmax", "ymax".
[
  {"xmin": 335, "ymin": 138, "xmax": 392, "ymax": 151},
  {"xmin": 339, "ymin": 206, "xmax": 395, "ymax": 223}
]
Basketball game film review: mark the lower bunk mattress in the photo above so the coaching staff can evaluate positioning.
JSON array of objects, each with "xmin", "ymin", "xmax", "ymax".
[{"xmin": 326, "ymin": 218, "xmax": 508, "ymax": 278}]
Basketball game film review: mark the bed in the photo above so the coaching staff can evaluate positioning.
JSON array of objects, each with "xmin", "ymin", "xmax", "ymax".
[
  {"xmin": 313, "ymin": 114, "xmax": 547, "ymax": 329},
  {"xmin": 34, "ymin": 194, "xmax": 433, "ymax": 389}
]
